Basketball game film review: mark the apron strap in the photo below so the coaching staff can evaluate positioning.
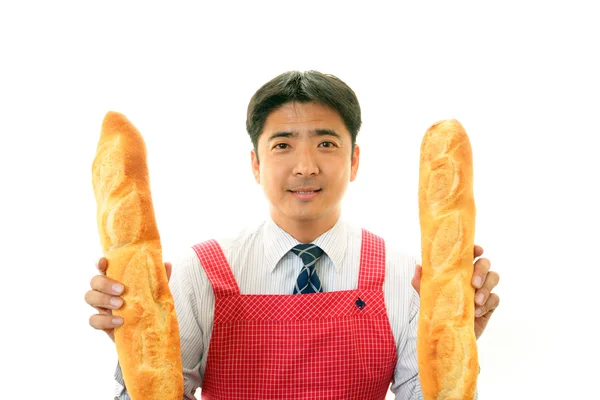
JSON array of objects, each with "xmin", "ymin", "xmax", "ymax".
[
  {"xmin": 192, "ymin": 239, "xmax": 241, "ymax": 297},
  {"xmin": 357, "ymin": 229, "xmax": 386, "ymax": 291}
]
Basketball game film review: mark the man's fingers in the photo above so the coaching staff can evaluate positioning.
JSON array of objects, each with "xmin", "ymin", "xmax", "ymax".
[
  {"xmin": 475, "ymin": 293, "xmax": 500, "ymax": 318},
  {"xmin": 165, "ymin": 262, "xmax": 172, "ymax": 282},
  {"xmin": 90, "ymin": 275, "xmax": 124, "ymax": 296},
  {"xmin": 474, "ymin": 293, "xmax": 499, "ymax": 339},
  {"xmin": 474, "ymin": 245, "xmax": 484, "ymax": 259},
  {"xmin": 85, "ymin": 289, "xmax": 123, "ymax": 310},
  {"xmin": 472, "ymin": 257, "xmax": 491, "ymax": 289},
  {"xmin": 96, "ymin": 257, "xmax": 108, "ymax": 275},
  {"xmin": 474, "ymin": 270, "xmax": 500, "ymax": 308},
  {"xmin": 91, "ymin": 257, "xmax": 120, "ymax": 342},
  {"xmin": 411, "ymin": 264, "xmax": 422, "ymax": 295},
  {"xmin": 94, "ymin": 307, "xmax": 113, "ymax": 316},
  {"xmin": 89, "ymin": 313, "xmax": 124, "ymax": 330}
]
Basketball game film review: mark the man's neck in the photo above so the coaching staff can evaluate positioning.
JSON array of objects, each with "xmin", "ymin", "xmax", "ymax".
[{"xmin": 270, "ymin": 210, "xmax": 341, "ymax": 244}]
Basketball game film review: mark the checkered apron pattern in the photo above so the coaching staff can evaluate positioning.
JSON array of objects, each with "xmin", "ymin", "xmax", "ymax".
[{"xmin": 192, "ymin": 229, "xmax": 397, "ymax": 399}]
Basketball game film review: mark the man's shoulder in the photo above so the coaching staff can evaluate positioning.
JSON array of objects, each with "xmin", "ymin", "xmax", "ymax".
[
  {"xmin": 379, "ymin": 239, "xmax": 419, "ymax": 292},
  {"xmin": 384, "ymin": 241, "xmax": 420, "ymax": 266},
  {"xmin": 346, "ymin": 220, "xmax": 419, "ymax": 265},
  {"xmin": 175, "ymin": 219, "xmax": 267, "ymax": 262},
  {"xmin": 216, "ymin": 219, "xmax": 267, "ymax": 252}
]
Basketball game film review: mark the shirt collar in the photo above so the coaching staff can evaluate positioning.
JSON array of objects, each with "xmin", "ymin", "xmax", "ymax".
[{"xmin": 263, "ymin": 215, "xmax": 349, "ymax": 273}]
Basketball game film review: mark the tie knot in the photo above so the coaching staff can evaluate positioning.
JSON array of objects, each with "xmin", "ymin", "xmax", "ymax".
[{"xmin": 291, "ymin": 243, "xmax": 324, "ymax": 267}]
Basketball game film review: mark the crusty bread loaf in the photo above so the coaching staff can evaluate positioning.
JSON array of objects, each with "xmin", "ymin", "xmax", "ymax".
[
  {"xmin": 417, "ymin": 119, "xmax": 479, "ymax": 399},
  {"xmin": 91, "ymin": 111, "xmax": 183, "ymax": 400}
]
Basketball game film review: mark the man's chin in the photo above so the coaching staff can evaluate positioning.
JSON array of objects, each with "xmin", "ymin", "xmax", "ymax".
[
  {"xmin": 273, "ymin": 206, "xmax": 324, "ymax": 222},
  {"xmin": 289, "ymin": 211, "xmax": 323, "ymax": 222}
]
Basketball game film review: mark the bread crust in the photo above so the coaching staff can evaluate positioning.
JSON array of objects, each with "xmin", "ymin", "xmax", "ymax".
[
  {"xmin": 92, "ymin": 111, "xmax": 183, "ymax": 399},
  {"xmin": 417, "ymin": 119, "xmax": 478, "ymax": 399}
]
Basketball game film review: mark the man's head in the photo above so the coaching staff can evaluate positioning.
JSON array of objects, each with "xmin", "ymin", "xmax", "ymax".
[
  {"xmin": 246, "ymin": 70, "xmax": 362, "ymax": 163},
  {"xmin": 247, "ymin": 71, "xmax": 362, "ymax": 237}
]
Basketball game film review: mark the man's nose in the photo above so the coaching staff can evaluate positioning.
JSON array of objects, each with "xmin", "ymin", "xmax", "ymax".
[{"xmin": 292, "ymin": 146, "xmax": 319, "ymax": 176}]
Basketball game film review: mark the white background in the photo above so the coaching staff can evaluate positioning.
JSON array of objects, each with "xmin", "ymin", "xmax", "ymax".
[{"xmin": 1, "ymin": 1, "xmax": 598, "ymax": 399}]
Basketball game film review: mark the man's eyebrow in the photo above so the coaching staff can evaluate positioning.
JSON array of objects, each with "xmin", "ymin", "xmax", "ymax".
[
  {"xmin": 267, "ymin": 129, "xmax": 343, "ymax": 142},
  {"xmin": 267, "ymin": 131, "xmax": 297, "ymax": 142},
  {"xmin": 313, "ymin": 129, "xmax": 343, "ymax": 141}
]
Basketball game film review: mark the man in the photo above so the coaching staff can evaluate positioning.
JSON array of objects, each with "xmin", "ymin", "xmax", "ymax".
[{"xmin": 86, "ymin": 70, "xmax": 500, "ymax": 399}]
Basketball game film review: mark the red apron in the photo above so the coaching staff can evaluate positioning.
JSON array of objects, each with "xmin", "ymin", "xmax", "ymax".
[{"xmin": 191, "ymin": 229, "xmax": 397, "ymax": 399}]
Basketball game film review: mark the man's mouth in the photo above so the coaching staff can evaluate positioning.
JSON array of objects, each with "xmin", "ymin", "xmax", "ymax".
[
  {"xmin": 290, "ymin": 190, "xmax": 321, "ymax": 194},
  {"xmin": 288, "ymin": 188, "xmax": 322, "ymax": 199}
]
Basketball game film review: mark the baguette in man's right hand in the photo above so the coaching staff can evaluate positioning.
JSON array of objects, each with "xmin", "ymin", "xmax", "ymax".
[{"xmin": 85, "ymin": 257, "xmax": 172, "ymax": 342}]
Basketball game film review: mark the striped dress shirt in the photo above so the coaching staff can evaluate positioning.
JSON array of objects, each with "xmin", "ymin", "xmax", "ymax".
[{"xmin": 114, "ymin": 216, "xmax": 478, "ymax": 399}]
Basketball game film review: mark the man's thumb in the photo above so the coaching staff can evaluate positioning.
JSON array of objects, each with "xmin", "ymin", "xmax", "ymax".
[{"xmin": 411, "ymin": 264, "xmax": 422, "ymax": 295}]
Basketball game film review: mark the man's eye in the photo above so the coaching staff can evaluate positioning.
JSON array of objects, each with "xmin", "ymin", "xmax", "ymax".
[
  {"xmin": 274, "ymin": 143, "xmax": 289, "ymax": 149},
  {"xmin": 319, "ymin": 141, "xmax": 336, "ymax": 148}
]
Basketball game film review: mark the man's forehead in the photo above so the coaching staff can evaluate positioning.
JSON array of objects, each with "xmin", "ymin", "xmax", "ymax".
[
  {"xmin": 261, "ymin": 102, "xmax": 348, "ymax": 139},
  {"xmin": 271, "ymin": 100, "xmax": 339, "ymax": 119}
]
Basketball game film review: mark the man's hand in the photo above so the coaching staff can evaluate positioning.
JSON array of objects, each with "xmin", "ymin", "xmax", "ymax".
[
  {"xmin": 411, "ymin": 245, "xmax": 500, "ymax": 339},
  {"xmin": 84, "ymin": 257, "xmax": 172, "ymax": 341}
]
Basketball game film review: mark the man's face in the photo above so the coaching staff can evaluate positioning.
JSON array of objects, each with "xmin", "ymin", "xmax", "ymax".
[{"xmin": 251, "ymin": 101, "xmax": 360, "ymax": 226}]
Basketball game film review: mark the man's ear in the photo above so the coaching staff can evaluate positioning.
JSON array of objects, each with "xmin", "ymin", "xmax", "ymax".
[
  {"xmin": 350, "ymin": 144, "xmax": 360, "ymax": 182},
  {"xmin": 251, "ymin": 149, "xmax": 260, "ymax": 184}
]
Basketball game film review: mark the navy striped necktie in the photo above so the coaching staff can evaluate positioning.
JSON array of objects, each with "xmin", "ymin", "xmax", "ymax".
[{"xmin": 291, "ymin": 243, "xmax": 324, "ymax": 294}]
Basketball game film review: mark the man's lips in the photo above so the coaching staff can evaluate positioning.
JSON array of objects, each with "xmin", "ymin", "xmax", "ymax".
[
  {"xmin": 288, "ymin": 188, "xmax": 321, "ymax": 200},
  {"xmin": 288, "ymin": 188, "xmax": 321, "ymax": 193}
]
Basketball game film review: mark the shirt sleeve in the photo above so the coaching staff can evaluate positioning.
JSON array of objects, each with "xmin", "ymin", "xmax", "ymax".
[
  {"xmin": 389, "ymin": 289, "xmax": 424, "ymax": 399},
  {"xmin": 113, "ymin": 362, "xmax": 128, "ymax": 399},
  {"xmin": 113, "ymin": 249, "xmax": 207, "ymax": 399}
]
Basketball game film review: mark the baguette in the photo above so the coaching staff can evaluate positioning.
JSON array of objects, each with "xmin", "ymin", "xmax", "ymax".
[
  {"xmin": 417, "ymin": 119, "xmax": 478, "ymax": 399},
  {"xmin": 91, "ymin": 111, "xmax": 183, "ymax": 399}
]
